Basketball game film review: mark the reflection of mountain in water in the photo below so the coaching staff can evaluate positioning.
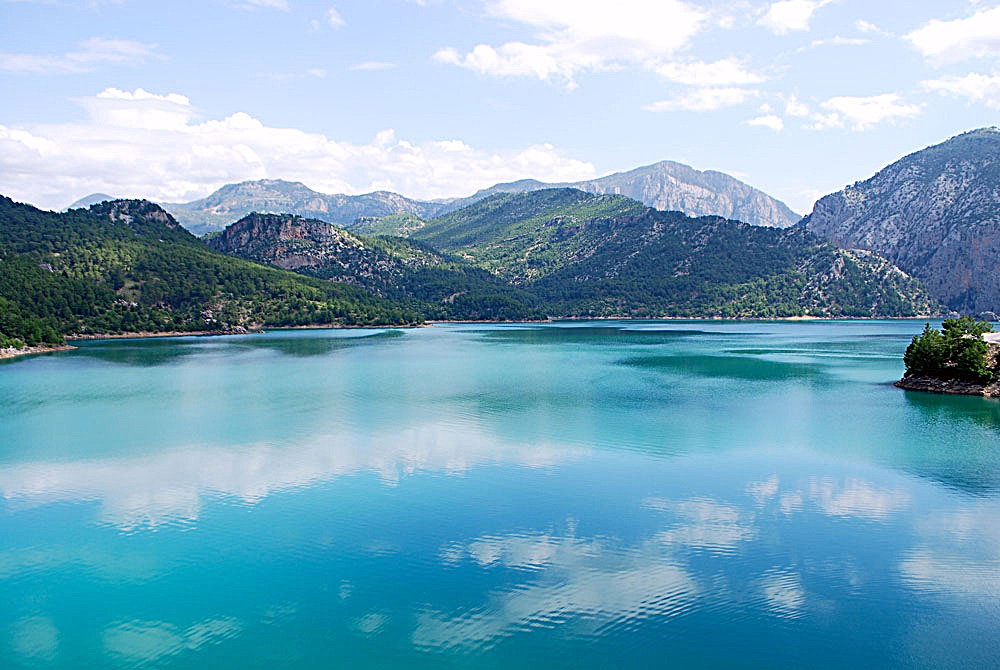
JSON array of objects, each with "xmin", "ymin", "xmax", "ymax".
[{"xmin": 75, "ymin": 329, "xmax": 405, "ymax": 366}]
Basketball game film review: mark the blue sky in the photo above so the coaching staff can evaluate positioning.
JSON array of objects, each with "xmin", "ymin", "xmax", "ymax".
[{"xmin": 1, "ymin": 0, "xmax": 998, "ymax": 213}]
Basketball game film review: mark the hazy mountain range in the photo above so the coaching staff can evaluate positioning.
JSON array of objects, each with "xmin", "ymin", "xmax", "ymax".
[{"xmin": 69, "ymin": 159, "xmax": 801, "ymax": 236}]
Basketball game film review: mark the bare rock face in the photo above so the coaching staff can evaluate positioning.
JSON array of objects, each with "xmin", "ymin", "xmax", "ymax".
[
  {"xmin": 206, "ymin": 213, "xmax": 374, "ymax": 271},
  {"xmin": 805, "ymin": 128, "xmax": 1000, "ymax": 314},
  {"xmin": 567, "ymin": 161, "xmax": 800, "ymax": 229}
]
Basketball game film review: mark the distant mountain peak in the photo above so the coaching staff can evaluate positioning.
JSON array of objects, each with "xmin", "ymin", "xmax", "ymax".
[
  {"xmin": 434, "ymin": 160, "xmax": 799, "ymax": 228},
  {"xmin": 67, "ymin": 193, "xmax": 114, "ymax": 210}
]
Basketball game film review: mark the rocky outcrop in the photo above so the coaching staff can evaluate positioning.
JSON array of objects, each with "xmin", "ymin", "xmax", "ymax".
[
  {"xmin": 805, "ymin": 128, "xmax": 1000, "ymax": 314},
  {"xmin": 894, "ymin": 375, "xmax": 1000, "ymax": 397},
  {"xmin": 895, "ymin": 340, "xmax": 1000, "ymax": 397},
  {"xmin": 205, "ymin": 212, "xmax": 444, "ymax": 295}
]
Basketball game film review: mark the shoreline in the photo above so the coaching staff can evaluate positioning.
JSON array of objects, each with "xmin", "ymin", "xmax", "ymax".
[
  {"xmin": 0, "ymin": 344, "xmax": 76, "ymax": 362},
  {"xmin": 0, "ymin": 316, "xmax": 964, "ymax": 359},
  {"xmin": 428, "ymin": 315, "xmax": 938, "ymax": 325}
]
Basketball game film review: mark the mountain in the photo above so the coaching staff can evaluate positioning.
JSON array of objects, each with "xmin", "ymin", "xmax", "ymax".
[
  {"xmin": 206, "ymin": 213, "xmax": 543, "ymax": 320},
  {"xmin": 161, "ymin": 160, "xmax": 799, "ymax": 237},
  {"xmin": 209, "ymin": 189, "xmax": 933, "ymax": 319},
  {"xmin": 804, "ymin": 128, "xmax": 1000, "ymax": 315},
  {"xmin": 435, "ymin": 161, "xmax": 800, "ymax": 228},
  {"xmin": 0, "ymin": 196, "xmax": 421, "ymax": 348},
  {"xmin": 163, "ymin": 179, "xmax": 446, "ymax": 236},
  {"xmin": 67, "ymin": 193, "xmax": 114, "ymax": 209}
]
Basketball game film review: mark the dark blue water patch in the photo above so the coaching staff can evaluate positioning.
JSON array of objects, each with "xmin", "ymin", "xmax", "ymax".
[
  {"xmin": 618, "ymin": 353, "xmax": 827, "ymax": 382},
  {"xmin": 71, "ymin": 329, "xmax": 406, "ymax": 366}
]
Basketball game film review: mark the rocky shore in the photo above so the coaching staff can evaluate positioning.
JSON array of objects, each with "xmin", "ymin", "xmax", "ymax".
[
  {"xmin": 0, "ymin": 344, "xmax": 75, "ymax": 361},
  {"xmin": 894, "ymin": 375, "xmax": 1000, "ymax": 398}
]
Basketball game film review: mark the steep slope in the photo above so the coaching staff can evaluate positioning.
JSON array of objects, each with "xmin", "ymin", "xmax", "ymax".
[
  {"xmin": 436, "ymin": 161, "xmax": 800, "ymax": 228},
  {"xmin": 0, "ymin": 196, "xmax": 420, "ymax": 348},
  {"xmin": 415, "ymin": 189, "xmax": 933, "ymax": 318},
  {"xmin": 804, "ymin": 128, "xmax": 1000, "ymax": 315},
  {"xmin": 207, "ymin": 213, "xmax": 542, "ymax": 320},
  {"xmin": 163, "ymin": 179, "xmax": 446, "ymax": 236}
]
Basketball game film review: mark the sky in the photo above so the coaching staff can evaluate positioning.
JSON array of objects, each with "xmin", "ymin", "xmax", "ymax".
[{"xmin": 1, "ymin": 0, "xmax": 998, "ymax": 214}]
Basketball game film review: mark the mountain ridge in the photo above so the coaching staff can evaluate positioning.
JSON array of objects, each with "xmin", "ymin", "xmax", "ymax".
[
  {"xmin": 804, "ymin": 127, "xmax": 1000, "ymax": 315},
  {"xmin": 206, "ymin": 189, "xmax": 934, "ymax": 320},
  {"xmin": 139, "ymin": 159, "xmax": 799, "ymax": 235}
]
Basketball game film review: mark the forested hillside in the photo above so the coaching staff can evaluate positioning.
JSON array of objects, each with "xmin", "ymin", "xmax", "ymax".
[
  {"xmin": 0, "ymin": 197, "xmax": 421, "ymax": 348},
  {"xmin": 206, "ymin": 213, "xmax": 543, "ymax": 321}
]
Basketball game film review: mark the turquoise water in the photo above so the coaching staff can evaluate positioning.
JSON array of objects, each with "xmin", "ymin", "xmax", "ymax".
[{"xmin": 2, "ymin": 320, "xmax": 999, "ymax": 668}]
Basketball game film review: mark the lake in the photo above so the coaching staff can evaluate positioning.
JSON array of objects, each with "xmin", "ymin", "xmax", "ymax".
[{"xmin": 2, "ymin": 320, "xmax": 999, "ymax": 668}]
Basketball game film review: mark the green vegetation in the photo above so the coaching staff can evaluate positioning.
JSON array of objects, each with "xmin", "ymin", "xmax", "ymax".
[
  {"xmin": 350, "ymin": 212, "xmax": 427, "ymax": 237},
  {"xmin": 406, "ymin": 190, "xmax": 933, "ymax": 318},
  {"xmin": 0, "ymin": 196, "xmax": 422, "ymax": 348},
  {"xmin": 904, "ymin": 317, "xmax": 996, "ymax": 383}
]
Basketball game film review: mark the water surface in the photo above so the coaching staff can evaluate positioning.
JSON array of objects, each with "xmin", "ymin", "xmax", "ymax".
[{"xmin": 2, "ymin": 321, "xmax": 999, "ymax": 667}]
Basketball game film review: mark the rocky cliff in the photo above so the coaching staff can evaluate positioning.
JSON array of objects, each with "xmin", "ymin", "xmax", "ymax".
[{"xmin": 804, "ymin": 128, "xmax": 1000, "ymax": 314}]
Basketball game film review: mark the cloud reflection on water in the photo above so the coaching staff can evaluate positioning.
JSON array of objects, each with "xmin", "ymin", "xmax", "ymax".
[{"xmin": 0, "ymin": 423, "xmax": 581, "ymax": 530}]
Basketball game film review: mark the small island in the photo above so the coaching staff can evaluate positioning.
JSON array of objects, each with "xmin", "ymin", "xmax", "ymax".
[{"xmin": 896, "ymin": 317, "xmax": 1000, "ymax": 397}]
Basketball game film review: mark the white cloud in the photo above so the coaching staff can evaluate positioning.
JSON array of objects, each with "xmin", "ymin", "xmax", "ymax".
[
  {"xmin": 0, "ymin": 37, "xmax": 158, "ymax": 74},
  {"xmin": 782, "ymin": 94, "xmax": 811, "ymax": 117},
  {"xmin": 351, "ymin": 61, "xmax": 396, "ymax": 71},
  {"xmin": 810, "ymin": 93, "xmax": 922, "ymax": 131},
  {"xmin": 758, "ymin": 0, "xmax": 832, "ymax": 35},
  {"xmin": 906, "ymin": 6, "xmax": 1000, "ymax": 63},
  {"xmin": 324, "ymin": 6, "xmax": 344, "ymax": 27},
  {"xmin": 855, "ymin": 19, "xmax": 888, "ymax": 36},
  {"xmin": 923, "ymin": 72, "xmax": 1000, "ymax": 109},
  {"xmin": 642, "ymin": 87, "xmax": 757, "ymax": 112},
  {"xmin": 435, "ymin": 0, "xmax": 707, "ymax": 86},
  {"xmin": 746, "ymin": 114, "xmax": 784, "ymax": 132},
  {"xmin": 0, "ymin": 87, "xmax": 597, "ymax": 211},
  {"xmin": 235, "ymin": 0, "xmax": 288, "ymax": 9},
  {"xmin": 808, "ymin": 36, "xmax": 869, "ymax": 48},
  {"xmin": 655, "ymin": 58, "xmax": 765, "ymax": 86}
]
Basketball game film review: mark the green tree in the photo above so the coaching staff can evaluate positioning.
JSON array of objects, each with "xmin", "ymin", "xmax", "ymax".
[
  {"xmin": 904, "ymin": 323, "xmax": 945, "ymax": 377},
  {"xmin": 904, "ymin": 317, "xmax": 995, "ymax": 383}
]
